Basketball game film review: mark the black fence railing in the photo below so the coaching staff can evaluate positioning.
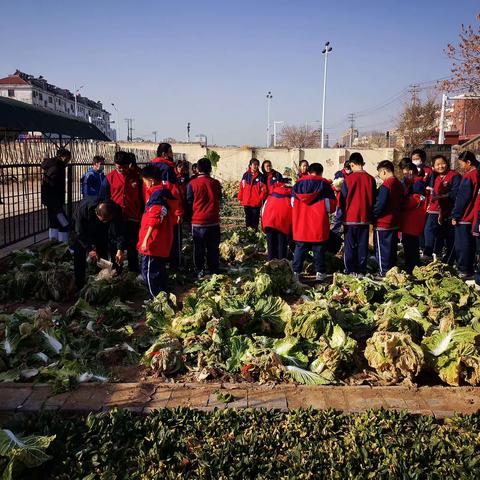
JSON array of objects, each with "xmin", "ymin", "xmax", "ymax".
[{"xmin": 0, "ymin": 163, "xmax": 142, "ymax": 249}]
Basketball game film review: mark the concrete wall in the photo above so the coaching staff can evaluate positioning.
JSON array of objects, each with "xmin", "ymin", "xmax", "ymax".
[{"xmin": 116, "ymin": 141, "xmax": 399, "ymax": 181}]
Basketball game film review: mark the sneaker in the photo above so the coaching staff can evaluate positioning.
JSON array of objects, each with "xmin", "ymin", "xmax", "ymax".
[
  {"xmin": 459, "ymin": 272, "xmax": 474, "ymax": 281},
  {"xmin": 420, "ymin": 254, "xmax": 433, "ymax": 263},
  {"xmin": 197, "ymin": 270, "xmax": 205, "ymax": 280},
  {"xmin": 315, "ymin": 272, "xmax": 327, "ymax": 282},
  {"xmin": 293, "ymin": 272, "xmax": 301, "ymax": 283}
]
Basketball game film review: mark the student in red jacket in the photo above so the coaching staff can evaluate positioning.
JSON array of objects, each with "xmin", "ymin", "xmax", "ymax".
[
  {"xmin": 452, "ymin": 151, "xmax": 480, "ymax": 277},
  {"xmin": 100, "ymin": 151, "xmax": 144, "ymax": 273},
  {"xmin": 411, "ymin": 148, "xmax": 433, "ymax": 183},
  {"xmin": 175, "ymin": 160, "xmax": 191, "ymax": 222},
  {"xmin": 186, "ymin": 158, "xmax": 222, "ymax": 277},
  {"xmin": 137, "ymin": 165, "xmax": 175, "ymax": 297},
  {"xmin": 151, "ymin": 143, "xmax": 184, "ymax": 269},
  {"xmin": 373, "ymin": 160, "xmax": 404, "ymax": 276},
  {"xmin": 261, "ymin": 179, "xmax": 292, "ymax": 260},
  {"xmin": 423, "ymin": 155, "xmax": 460, "ymax": 264},
  {"xmin": 339, "ymin": 152, "xmax": 376, "ymax": 275},
  {"xmin": 400, "ymin": 163, "xmax": 427, "ymax": 273},
  {"xmin": 261, "ymin": 160, "xmax": 283, "ymax": 194},
  {"xmin": 292, "ymin": 163, "xmax": 336, "ymax": 282},
  {"xmin": 238, "ymin": 158, "xmax": 267, "ymax": 229}
]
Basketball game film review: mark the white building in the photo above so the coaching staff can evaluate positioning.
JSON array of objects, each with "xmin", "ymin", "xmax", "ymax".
[{"xmin": 0, "ymin": 70, "xmax": 116, "ymax": 140}]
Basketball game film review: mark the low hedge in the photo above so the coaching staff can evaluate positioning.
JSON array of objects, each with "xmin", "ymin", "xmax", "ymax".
[{"xmin": 5, "ymin": 408, "xmax": 480, "ymax": 479}]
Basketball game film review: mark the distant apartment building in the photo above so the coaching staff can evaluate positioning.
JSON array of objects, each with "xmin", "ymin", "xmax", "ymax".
[
  {"xmin": 444, "ymin": 94, "xmax": 480, "ymax": 143},
  {"xmin": 0, "ymin": 70, "xmax": 115, "ymax": 140}
]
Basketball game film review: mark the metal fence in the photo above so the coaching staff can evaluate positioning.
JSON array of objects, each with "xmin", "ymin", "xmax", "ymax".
[{"xmin": 0, "ymin": 162, "xmax": 133, "ymax": 249}]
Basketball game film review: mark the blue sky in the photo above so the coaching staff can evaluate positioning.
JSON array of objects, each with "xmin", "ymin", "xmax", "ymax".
[{"xmin": 1, "ymin": 0, "xmax": 478, "ymax": 145}]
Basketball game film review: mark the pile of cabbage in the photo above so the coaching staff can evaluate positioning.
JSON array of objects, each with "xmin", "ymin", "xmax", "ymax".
[{"xmin": 143, "ymin": 260, "xmax": 480, "ymax": 387}]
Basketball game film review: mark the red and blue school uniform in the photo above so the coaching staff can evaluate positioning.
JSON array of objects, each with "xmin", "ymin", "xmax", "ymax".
[
  {"xmin": 137, "ymin": 185, "xmax": 175, "ymax": 297},
  {"xmin": 339, "ymin": 170, "xmax": 376, "ymax": 274},
  {"xmin": 263, "ymin": 170, "xmax": 284, "ymax": 194},
  {"xmin": 151, "ymin": 156, "xmax": 185, "ymax": 268},
  {"xmin": 291, "ymin": 175, "xmax": 336, "ymax": 274},
  {"xmin": 100, "ymin": 169, "xmax": 144, "ymax": 273},
  {"xmin": 423, "ymin": 170, "xmax": 460, "ymax": 262},
  {"xmin": 186, "ymin": 174, "xmax": 222, "ymax": 274},
  {"xmin": 400, "ymin": 178, "xmax": 427, "ymax": 273},
  {"xmin": 238, "ymin": 168, "xmax": 267, "ymax": 229},
  {"xmin": 373, "ymin": 176, "xmax": 404, "ymax": 276},
  {"xmin": 452, "ymin": 167, "xmax": 480, "ymax": 275},
  {"xmin": 261, "ymin": 183, "xmax": 292, "ymax": 260}
]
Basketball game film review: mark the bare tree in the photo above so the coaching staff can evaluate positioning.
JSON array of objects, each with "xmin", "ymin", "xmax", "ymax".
[
  {"xmin": 441, "ymin": 14, "xmax": 480, "ymax": 96},
  {"xmin": 277, "ymin": 124, "xmax": 321, "ymax": 148},
  {"xmin": 397, "ymin": 96, "xmax": 439, "ymax": 150}
]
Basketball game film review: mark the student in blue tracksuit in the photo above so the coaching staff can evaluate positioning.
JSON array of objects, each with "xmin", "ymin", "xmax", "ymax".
[
  {"xmin": 81, "ymin": 156, "xmax": 105, "ymax": 198},
  {"xmin": 452, "ymin": 151, "xmax": 480, "ymax": 277}
]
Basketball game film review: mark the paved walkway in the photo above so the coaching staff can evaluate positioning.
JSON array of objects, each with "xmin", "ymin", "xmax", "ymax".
[{"xmin": 1, "ymin": 383, "xmax": 479, "ymax": 418}]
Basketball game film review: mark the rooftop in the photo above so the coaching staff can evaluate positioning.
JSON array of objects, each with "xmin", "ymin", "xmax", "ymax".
[{"xmin": 0, "ymin": 70, "xmax": 109, "ymax": 114}]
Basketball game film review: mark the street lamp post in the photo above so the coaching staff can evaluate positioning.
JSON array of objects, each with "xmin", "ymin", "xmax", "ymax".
[
  {"xmin": 73, "ymin": 84, "xmax": 84, "ymax": 117},
  {"xmin": 111, "ymin": 103, "xmax": 120, "ymax": 141},
  {"xmin": 273, "ymin": 121, "xmax": 284, "ymax": 147},
  {"xmin": 321, "ymin": 42, "xmax": 332, "ymax": 149},
  {"xmin": 266, "ymin": 91, "xmax": 273, "ymax": 147}
]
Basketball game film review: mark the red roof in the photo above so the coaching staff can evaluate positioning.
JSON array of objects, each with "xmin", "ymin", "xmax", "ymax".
[{"xmin": 0, "ymin": 75, "xmax": 29, "ymax": 86}]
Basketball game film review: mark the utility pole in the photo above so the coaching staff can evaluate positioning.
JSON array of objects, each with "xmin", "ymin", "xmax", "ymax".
[
  {"xmin": 152, "ymin": 131, "xmax": 157, "ymax": 143},
  {"xmin": 111, "ymin": 103, "xmax": 120, "ymax": 141},
  {"xmin": 409, "ymin": 84, "xmax": 419, "ymax": 107},
  {"xmin": 348, "ymin": 113, "xmax": 356, "ymax": 147},
  {"xmin": 321, "ymin": 41, "xmax": 333, "ymax": 149},
  {"xmin": 124, "ymin": 118, "xmax": 134, "ymax": 141},
  {"xmin": 266, "ymin": 91, "xmax": 273, "ymax": 147},
  {"xmin": 187, "ymin": 122, "xmax": 191, "ymax": 142}
]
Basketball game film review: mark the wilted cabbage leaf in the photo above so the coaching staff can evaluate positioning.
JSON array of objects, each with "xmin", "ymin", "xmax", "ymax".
[{"xmin": 364, "ymin": 331, "xmax": 424, "ymax": 384}]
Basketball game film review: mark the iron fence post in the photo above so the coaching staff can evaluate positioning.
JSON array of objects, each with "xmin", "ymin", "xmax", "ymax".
[{"xmin": 67, "ymin": 164, "xmax": 73, "ymax": 221}]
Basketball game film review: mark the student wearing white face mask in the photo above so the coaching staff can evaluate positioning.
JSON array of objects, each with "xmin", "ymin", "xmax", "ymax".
[{"xmin": 411, "ymin": 149, "xmax": 433, "ymax": 183}]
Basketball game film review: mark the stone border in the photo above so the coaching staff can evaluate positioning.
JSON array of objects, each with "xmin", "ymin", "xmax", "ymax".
[{"xmin": 0, "ymin": 383, "xmax": 478, "ymax": 418}]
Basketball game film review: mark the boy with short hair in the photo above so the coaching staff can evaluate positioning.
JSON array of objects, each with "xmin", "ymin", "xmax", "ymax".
[
  {"xmin": 137, "ymin": 165, "xmax": 175, "ymax": 297},
  {"xmin": 81, "ymin": 155, "xmax": 105, "ymax": 198},
  {"xmin": 186, "ymin": 158, "xmax": 222, "ymax": 277},
  {"xmin": 339, "ymin": 152, "xmax": 376, "ymax": 274},
  {"xmin": 373, "ymin": 160, "xmax": 404, "ymax": 276},
  {"xmin": 292, "ymin": 162, "xmax": 336, "ymax": 282}
]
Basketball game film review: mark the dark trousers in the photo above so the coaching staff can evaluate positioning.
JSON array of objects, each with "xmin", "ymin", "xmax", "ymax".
[
  {"xmin": 293, "ymin": 241, "xmax": 326, "ymax": 274},
  {"xmin": 455, "ymin": 224, "xmax": 475, "ymax": 274},
  {"xmin": 244, "ymin": 206, "xmax": 261, "ymax": 230},
  {"xmin": 141, "ymin": 255, "xmax": 167, "ymax": 298},
  {"xmin": 402, "ymin": 234, "xmax": 420, "ymax": 274},
  {"xmin": 169, "ymin": 223, "xmax": 182, "ymax": 269},
  {"xmin": 125, "ymin": 220, "xmax": 140, "ymax": 273},
  {"xmin": 374, "ymin": 229, "xmax": 398, "ymax": 276},
  {"xmin": 423, "ymin": 213, "xmax": 455, "ymax": 263},
  {"xmin": 47, "ymin": 206, "xmax": 69, "ymax": 232},
  {"xmin": 192, "ymin": 224, "xmax": 221, "ymax": 274},
  {"xmin": 265, "ymin": 227, "xmax": 288, "ymax": 260},
  {"xmin": 74, "ymin": 238, "xmax": 110, "ymax": 289},
  {"xmin": 344, "ymin": 225, "xmax": 369, "ymax": 274}
]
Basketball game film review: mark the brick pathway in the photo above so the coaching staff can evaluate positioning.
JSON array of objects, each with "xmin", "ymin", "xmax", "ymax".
[{"xmin": 1, "ymin": 383, "xmax": 479, "ymax": 418}]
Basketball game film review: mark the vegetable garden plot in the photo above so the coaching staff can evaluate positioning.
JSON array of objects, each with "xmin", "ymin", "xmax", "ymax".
[
  {"xmin": 2, "ymin": 183, "xmax": 480, "ymax": 390},
  {"xmin": 2, "ymin": 409, "xmax": 480, "ymax": 479}
]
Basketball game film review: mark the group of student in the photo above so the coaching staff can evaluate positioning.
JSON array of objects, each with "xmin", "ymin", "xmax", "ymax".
[
  {"xmin": 41, "ymin": 144, "xmax": 480, "ymax": 297},
  {"xmin": 41, "ymin": 143, "xmax": 221, "ymax": 297},
  {"xmin": 238, "ymin": 149, "xmax": 480, "ymax": 283}
]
